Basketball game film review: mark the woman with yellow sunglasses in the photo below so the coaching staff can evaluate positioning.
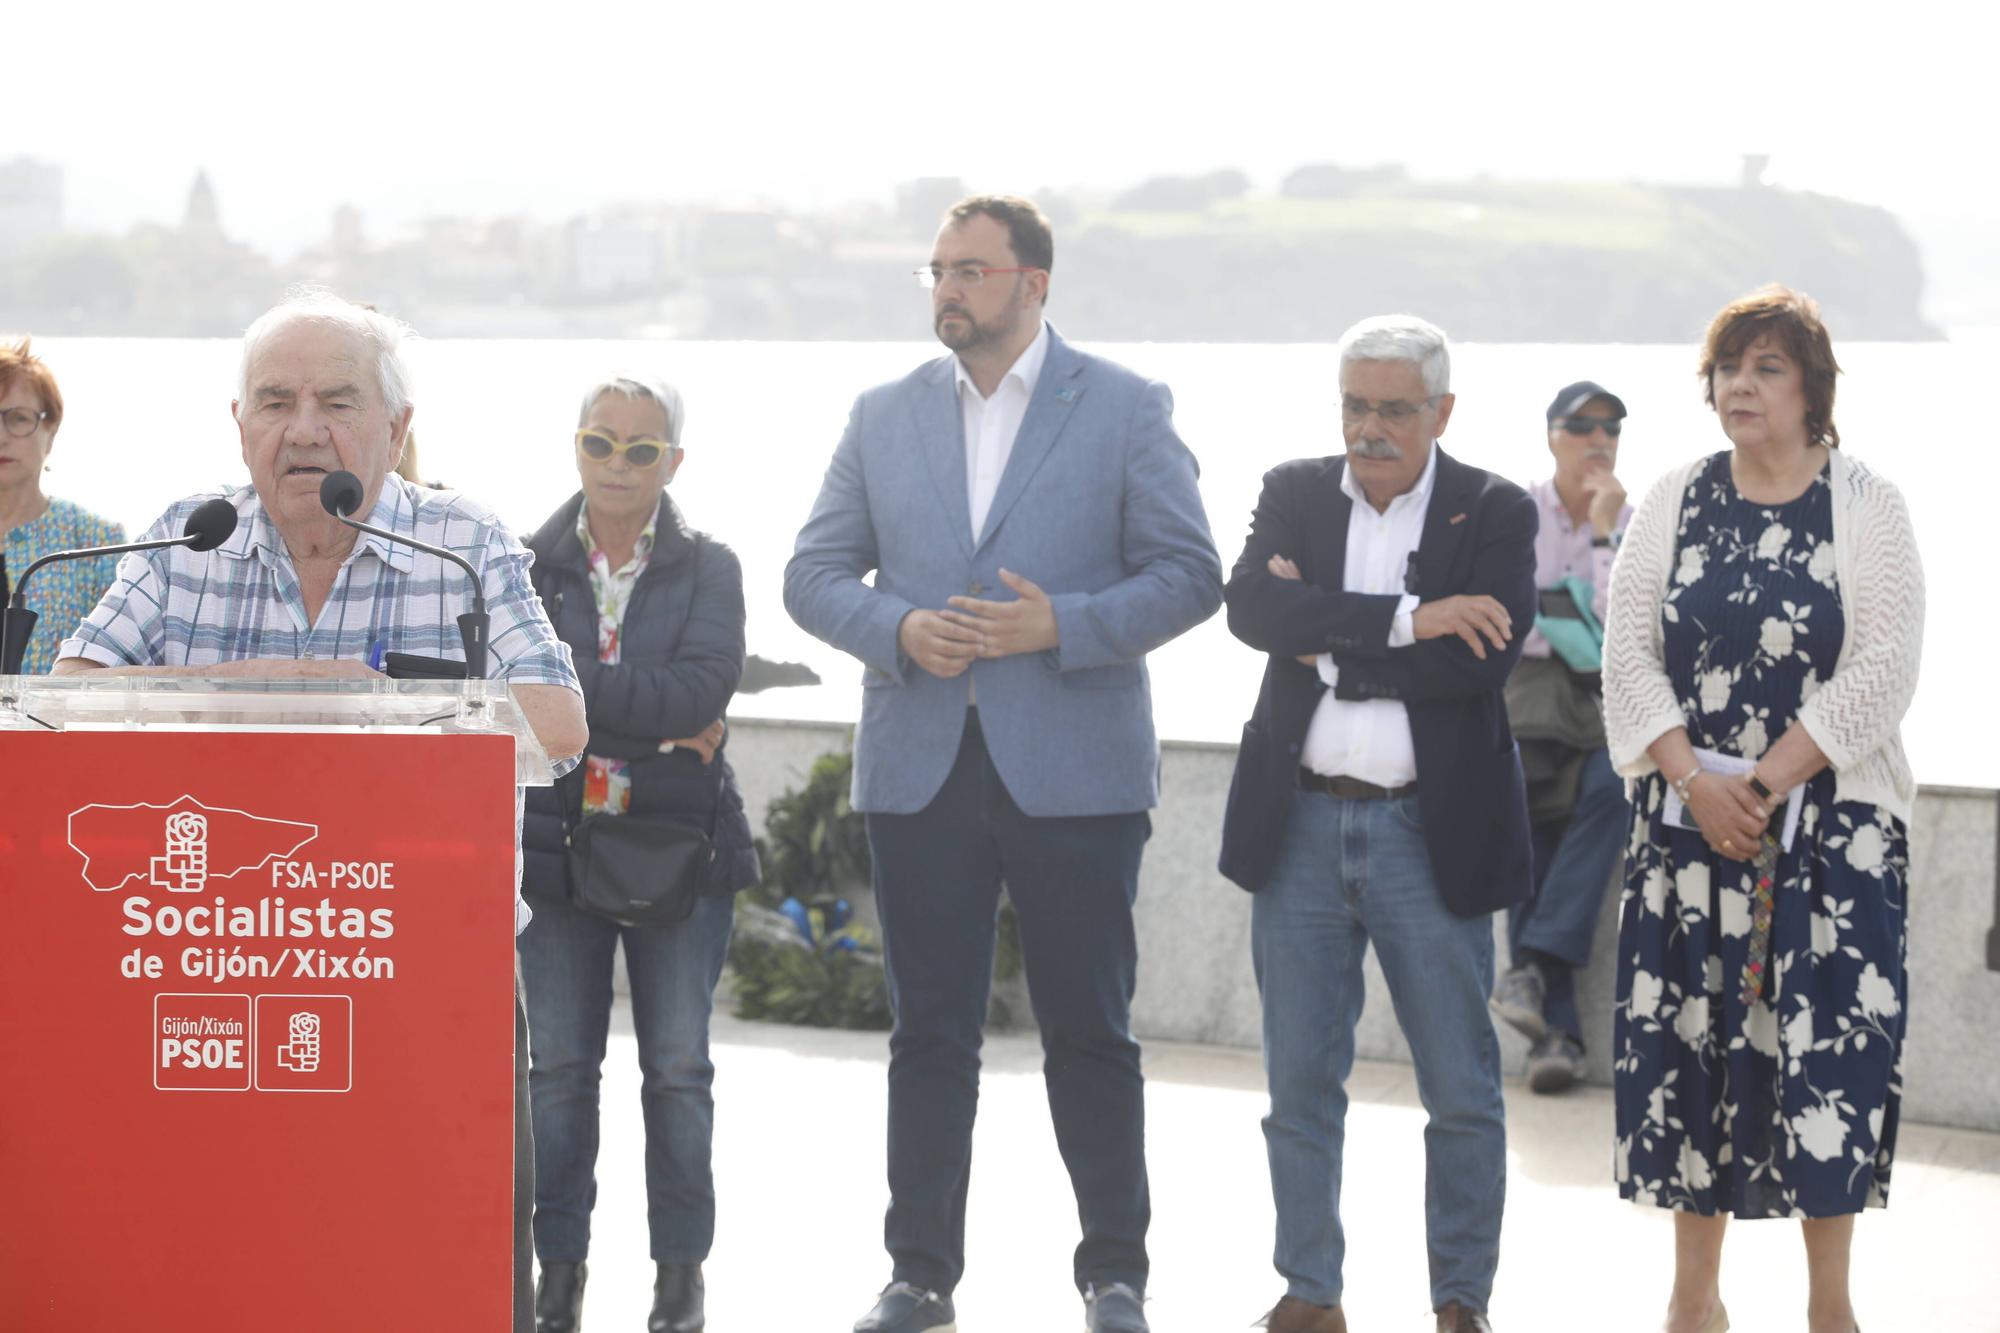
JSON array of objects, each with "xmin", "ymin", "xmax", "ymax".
[{"xmin": 517, "ymin": 375, "xmax": 758, "ymax": 1333}]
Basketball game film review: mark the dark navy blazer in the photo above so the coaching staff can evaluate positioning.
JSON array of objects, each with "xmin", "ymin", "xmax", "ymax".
[{"xmin": 1218, "ymin": 448, "xmax": 1539, "ymax": 918}]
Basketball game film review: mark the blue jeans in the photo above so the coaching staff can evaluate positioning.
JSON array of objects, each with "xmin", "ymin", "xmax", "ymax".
[
  {"xmin": 518, "ymin": 889, "xmax": 735, "ymax": 1264},
  {"xmin": 1506, "ymin": 745, "xmax": 1627, "ymax": 1042},
  {"xmin": 1252, "ymin": 790, "xmax": 1506, "ymax": 1312},
  {"xmin": 865, "ymin": 711, "xmax": 1151, "ymax": 1297}
]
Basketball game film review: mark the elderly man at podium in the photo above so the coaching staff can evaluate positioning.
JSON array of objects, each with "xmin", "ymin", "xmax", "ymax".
[{"xmin": 52, "ymin": 290, "xmax": 586, "ymax": 1333}]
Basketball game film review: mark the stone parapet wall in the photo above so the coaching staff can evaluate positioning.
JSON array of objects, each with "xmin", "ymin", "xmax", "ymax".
[{"xmin": 718, "ymin": 718, "xmax": 2000, "ymax": 1133}]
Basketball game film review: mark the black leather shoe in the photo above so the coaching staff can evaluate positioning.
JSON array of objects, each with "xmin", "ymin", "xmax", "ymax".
[
  {"xmin": 1085, "ymin": 1281, "xmax": 1149, "ymax": 1332},
  {"xmin": 853, "ymin": 1282, "xmax": 956, "ymax": 1332},
  {"xmin": 534, "ymin": 1260, "xmax": 586, "ymax": 1333},
  {"xmin": 649, "ymin": 1262, "xmax": 705, "ymax": 1332}
]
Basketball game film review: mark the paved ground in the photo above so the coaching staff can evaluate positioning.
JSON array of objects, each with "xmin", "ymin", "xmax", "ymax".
[{"xmin": 545, "ymin": 1005, "xmax": 2000, "ymax": 1332}]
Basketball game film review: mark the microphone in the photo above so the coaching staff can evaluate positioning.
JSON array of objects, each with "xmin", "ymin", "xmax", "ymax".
[
  {"xmin": 318, "ymin": 471, "xmax": 488, "ymax": 678},
  {"xmin": 2, "ymin": 498, "xmax": 239, "ymax": 675}
]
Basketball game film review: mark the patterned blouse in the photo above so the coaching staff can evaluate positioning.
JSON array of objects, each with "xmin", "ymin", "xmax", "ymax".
[
  {"xmin": 577, "ymin": 498, "xmax": 661, "ymax": 816},
  {"xmin": 2, "ymin": 496, "xmax": 125, "ymax": 675}
]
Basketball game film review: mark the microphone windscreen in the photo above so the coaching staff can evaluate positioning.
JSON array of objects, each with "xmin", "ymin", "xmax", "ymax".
[
  {"xmin": 182, "ymin": 498, "xmax": 240, "ymax": 552},
  {"xmin": 319, "ymin": 470, "xmax": 365, "ymax": 518}
]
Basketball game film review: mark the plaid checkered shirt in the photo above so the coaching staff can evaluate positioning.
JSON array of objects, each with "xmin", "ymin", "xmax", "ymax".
[{"xmin": 61, "ymin": 475, "xmax": 582, "ymax": 931}]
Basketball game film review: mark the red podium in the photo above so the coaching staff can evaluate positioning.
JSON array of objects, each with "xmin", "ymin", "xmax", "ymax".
[{"xmin": 0, "ymin": 676, "xmax": 556, "ymax": 1331}]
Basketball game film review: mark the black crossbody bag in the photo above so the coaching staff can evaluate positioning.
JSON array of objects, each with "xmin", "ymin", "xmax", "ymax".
[{"xmin": 564, "ymin": 737, "xmax": 726, "ymax": 929}]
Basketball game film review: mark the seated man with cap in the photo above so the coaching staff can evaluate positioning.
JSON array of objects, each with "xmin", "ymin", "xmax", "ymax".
[{"xmin": 1488, "ymin": 381, "xmax": 1634, "ymax": 1093}]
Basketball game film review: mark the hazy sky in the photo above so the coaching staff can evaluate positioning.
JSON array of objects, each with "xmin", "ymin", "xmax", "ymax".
[{"xmin": 13, "ymin": 0, "xmax": 1995, "ymax": 256}]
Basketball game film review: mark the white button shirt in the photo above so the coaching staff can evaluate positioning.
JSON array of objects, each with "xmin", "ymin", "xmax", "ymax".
[
  {"xmin": 953, "ymin": 321, "xmax": 1050, "ymax": 706},
  {"xmin": 955, "ymin": 320, "xmax": 1050, "ymax": 540},
  {"xmin": 1299, "ymin": 444, "xmax": 1437, "ymax": 786}
]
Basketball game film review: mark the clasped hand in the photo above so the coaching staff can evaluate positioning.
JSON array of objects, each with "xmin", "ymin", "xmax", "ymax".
[
  {"xmin": 899, "ymin": 569, "xmax": 1059, "ymax": 679},
  {"xmin": 1685, "ymin": 772, "xmax": 1775, "ymax": 861}
]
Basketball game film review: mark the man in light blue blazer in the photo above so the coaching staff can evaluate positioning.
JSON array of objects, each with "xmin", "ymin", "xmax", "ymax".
[{"xmin": 785, "ymin": 195, "xmax": 1222, "ymax": 1333}]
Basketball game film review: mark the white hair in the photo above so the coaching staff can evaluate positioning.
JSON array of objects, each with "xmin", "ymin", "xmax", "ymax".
[
  {"xmin": 235, "ymin": 287, "xmax": 416, "ymax": 419},
  {"xmin": 577, "ymin": 375, "xmax": 686, "ymax": 446},
  {"xmin": 1337, "ymin": 314, "xmax": 1452, "ymax": 398}
]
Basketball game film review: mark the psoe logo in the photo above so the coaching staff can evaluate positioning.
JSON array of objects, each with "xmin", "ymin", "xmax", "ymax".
[
  {"xmin": 277, "ymin": 1011, "xmax": 322, "ymax": 1072},
  {"xmin": 68, "ymin": 795, "xmax": 318, "ymax": 894}
]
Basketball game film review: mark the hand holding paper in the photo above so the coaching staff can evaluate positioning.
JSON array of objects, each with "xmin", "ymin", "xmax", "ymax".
[{"xmin": 1664, "ymin": 747, "xmax": 1803, "ymax": 854}]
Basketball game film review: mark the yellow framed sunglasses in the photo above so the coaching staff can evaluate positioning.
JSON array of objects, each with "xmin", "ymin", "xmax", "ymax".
[{"xmin": 576, "ymin": 428, "xmax": 677, "ymax": 468}]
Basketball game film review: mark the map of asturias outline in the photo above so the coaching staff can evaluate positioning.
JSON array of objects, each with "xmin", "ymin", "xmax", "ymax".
[{"xmin": 68, "ymin": 796, "xmax": 318, "ymax": 892}]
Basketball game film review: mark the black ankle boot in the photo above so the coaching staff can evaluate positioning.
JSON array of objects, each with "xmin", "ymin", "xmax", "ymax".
[
  {"xmin": 534, "ymin": 1260, "xmax": 586, "ymax": 1333},
  {"xmin": 649, "ymin": 1262, "xmax": 704, "ymax": 1332}
]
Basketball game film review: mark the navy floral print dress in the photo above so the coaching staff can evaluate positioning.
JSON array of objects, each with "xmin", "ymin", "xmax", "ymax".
[{"xmin": 1613, "ymin": 453, "xmax": 1908, "ymax": 1218}]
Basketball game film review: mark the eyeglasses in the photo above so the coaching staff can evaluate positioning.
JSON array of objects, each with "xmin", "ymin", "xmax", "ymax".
[
  {"xmin": 914, "ymin": 264, "xmax": 1041, "ymax": 290},
  {"xmin": 1, "ymin": 407, "xmax": 49, "ymax": 438},
  {"xmin": 576, "ymin": 428, "xmax": 676, "ymax": 468},
  {"xmin": 1340, "ymin": 395, "xmax": 1439, "ymax": 426},
  {"xmin": 1558, "ymin": 415, "xmax": 1623, "ymax": 438}
]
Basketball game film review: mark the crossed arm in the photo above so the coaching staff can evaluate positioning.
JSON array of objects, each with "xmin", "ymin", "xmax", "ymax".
[{"xmin": 1224, "ymin": 469, "xmax": 1538, "ymax": 701}]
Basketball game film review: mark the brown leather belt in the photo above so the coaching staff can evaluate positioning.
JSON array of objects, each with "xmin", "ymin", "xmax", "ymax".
[{"xmin": 1297, "ymin": 767, "xmax": 1418, "ymax": 801}]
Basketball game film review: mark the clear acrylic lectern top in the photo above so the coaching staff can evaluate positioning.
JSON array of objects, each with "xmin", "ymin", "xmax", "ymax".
[{"xmin": 0, "ymin": 675, "xmax": 558, "ymax": 784}]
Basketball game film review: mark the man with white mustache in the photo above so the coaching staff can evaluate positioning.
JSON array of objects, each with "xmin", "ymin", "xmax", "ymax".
[
  {"xmin": 1488, "ymin": 384, "xmax": 1635, "ymax": 1094},
  {"xmin": 1219, "ymin": 315, "xmax": 1537, "ymax": 1333}
]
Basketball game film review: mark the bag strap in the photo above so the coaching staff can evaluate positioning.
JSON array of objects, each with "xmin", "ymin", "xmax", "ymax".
[
  {"xmin": 699, "ymin": 728, "xmax": 728, "ymax": 851},
  {"xmin": 684, "ymin": 534, "xmax": 728, "ymax": 852}
]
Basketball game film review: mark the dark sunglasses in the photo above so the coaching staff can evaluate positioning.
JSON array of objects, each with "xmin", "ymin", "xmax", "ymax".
[
  {"xmin": 1558, "ymin": 415, "xmax": 1623, "ymax": 438},
  {"xmin": 576, "ymin": 428, "xmax": 676, "ymax": 468}
]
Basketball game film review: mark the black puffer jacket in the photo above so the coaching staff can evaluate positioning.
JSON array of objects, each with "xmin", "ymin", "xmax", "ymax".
[{"xmin": 521, "ymin": 491, "xmax": 759, "ymax": 901}]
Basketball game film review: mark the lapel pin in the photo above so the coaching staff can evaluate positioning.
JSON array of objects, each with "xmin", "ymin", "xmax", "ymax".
[
  {"xmin": 1055, "ymin": 387, "xmax": 1078, "ymax": 403},
  {"xmin": 1449, "ymin": 512, "xmax": 1467, "ymax": 525}
]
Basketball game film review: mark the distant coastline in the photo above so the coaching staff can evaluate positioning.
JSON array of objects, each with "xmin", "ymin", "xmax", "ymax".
[{"xmin": 0, "ymin": 159, "xmax": 1937, "ymax": 344}]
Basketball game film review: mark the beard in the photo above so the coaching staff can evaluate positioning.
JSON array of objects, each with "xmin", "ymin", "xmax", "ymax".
[
  {"xmin": 934, "ymin": 303, "xmax": 992, "ymax": 352},
  {"xmin": 933, "ymin": 286, "xmax": 1023, "ymax": 353},
  {"xmin": 1347, "ymin": 434, "xmax": 1402, "ymax": 461}
]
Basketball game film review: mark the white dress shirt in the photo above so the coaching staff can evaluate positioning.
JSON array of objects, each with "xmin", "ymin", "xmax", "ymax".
[
  {"xmin": 955, "ymin": 320, "xmax": 1050, "ymax": 540},
  {"xmin": 952, "ymin": 321, "xmax": 1049, "ymax": 707},
  {"xmin": 1299, "ymin": 445, "xmax": 1436, "ymax": 786}
]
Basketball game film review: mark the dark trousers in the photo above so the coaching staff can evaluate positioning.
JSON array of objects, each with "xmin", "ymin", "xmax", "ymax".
[
  {"xmin": 1505, "ymin": 745, "xmax": 1628, "ymax": 1042},
  {"xmin": 516, "ymin": 961, "xmax": 536, "ymax": 1333},
  {"xmin": 864, "ymin": 711, "xmax": 1152, "ymax": 1297}
]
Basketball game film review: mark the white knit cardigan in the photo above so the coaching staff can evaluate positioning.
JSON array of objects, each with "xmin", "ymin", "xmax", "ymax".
[{"xmin": 1601, "ymin": 448, "xmax": 1924, "ymax": 824}]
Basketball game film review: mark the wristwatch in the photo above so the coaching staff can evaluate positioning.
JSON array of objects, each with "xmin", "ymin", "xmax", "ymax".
[
  {"xmin": 1747, "ymin": 772, "xmax": 1775, "ymax": 802},
  {"xmin": 1591, "ymin": 532, "xmax": 1620, "ymax": 550}
]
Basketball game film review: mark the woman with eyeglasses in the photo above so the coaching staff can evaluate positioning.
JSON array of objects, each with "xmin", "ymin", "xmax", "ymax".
[
  {"xmin": 0, "ymin": 338, "xmax": 125, "ymax": 675},
  {"xmin": 517, "ymin": 375, "xmax": 758, "ymax": 1333},
  {"xmin": 1601, "ymin": 287, "xmax": 1922, "ymax": 1333}
]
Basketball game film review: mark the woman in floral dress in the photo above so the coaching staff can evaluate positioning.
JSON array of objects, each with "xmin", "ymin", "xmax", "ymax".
[{"xmin": 1601, "ymin": 286, "xmax": 1923, "ymax": 1333}]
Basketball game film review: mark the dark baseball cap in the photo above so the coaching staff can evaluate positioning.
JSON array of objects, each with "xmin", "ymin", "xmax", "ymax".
[{"xmin": 1546, "ymin": 381, "xmax": 1628, "ymax": 424}]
